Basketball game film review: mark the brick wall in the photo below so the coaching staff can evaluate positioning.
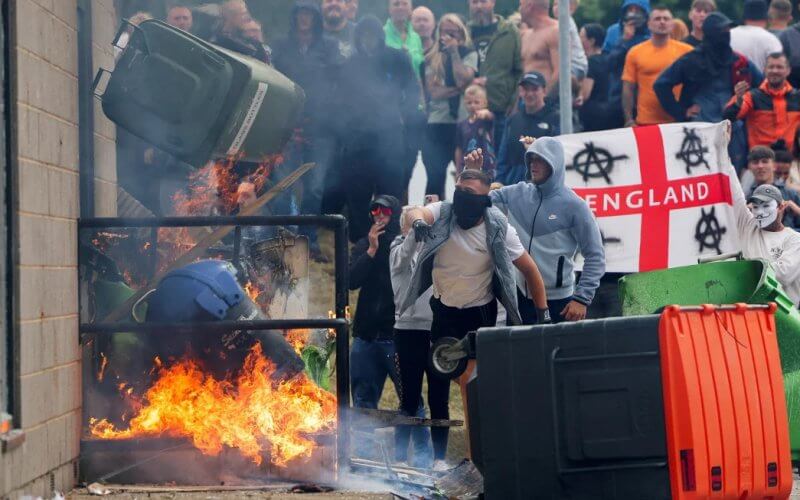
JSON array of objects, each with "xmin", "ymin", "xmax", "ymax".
[{"xmin": 1, "ymin": 0, "xmax": 116, "ymax": 497}]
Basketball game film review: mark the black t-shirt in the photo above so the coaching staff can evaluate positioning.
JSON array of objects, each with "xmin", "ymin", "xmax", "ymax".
[
  {"xmin": 586, "ymin": 54, "xmax": 610, "ymax": 103},
  {"xmin": 471, "ymin": 22, "xmax": 498, "ymax": 71},
  {"xmin": 580, "ymin": 53, "xmax": 623, "ymax": 131},
  {"xmin": 683, "ymin": 34, "xmax": 702, "ymax": 47}
]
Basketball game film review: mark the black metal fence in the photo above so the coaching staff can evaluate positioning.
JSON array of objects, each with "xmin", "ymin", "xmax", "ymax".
[{"xmin": 77, "ymin": 215, "xmax": 350, "ymax": 481}]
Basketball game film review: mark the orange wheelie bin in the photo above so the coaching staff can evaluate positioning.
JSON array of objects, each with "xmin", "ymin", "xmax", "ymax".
[{"xmin": 468, "ymin": 304, "xmax": 792, "ymax": 499}]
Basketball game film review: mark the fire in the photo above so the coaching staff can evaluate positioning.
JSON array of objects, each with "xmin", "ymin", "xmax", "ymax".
[
  {"xmin": 89, "ymin": 344, "xmax": 336, "ymax": 467},
  {"xmin": 171, "ymin": 155, "xmax": 281, "ymax": 218},
  {"xmin": 244, "ymin": 281, "xmax": 260, "ymax": 303},
  {"xmin": 285, "ymin": 329, "xmax": 309, "ymax": 354}
]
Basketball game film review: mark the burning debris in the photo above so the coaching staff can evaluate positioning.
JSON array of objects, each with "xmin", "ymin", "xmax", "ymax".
[{"xmin": 89, "ymin": 343, "xmax": 336, "ymax": 467}]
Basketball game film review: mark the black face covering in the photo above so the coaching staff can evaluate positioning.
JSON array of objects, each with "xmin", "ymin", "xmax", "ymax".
[
  {"xmin": 705, "ymin": 31, "xmax": 731, "ymax": 56},
  {"xmin": 453, "ymin": 189, "xmax": 491, "ymax": 230}
]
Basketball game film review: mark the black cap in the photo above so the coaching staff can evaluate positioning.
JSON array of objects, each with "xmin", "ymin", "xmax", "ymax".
[
  {"xmin": 519, "ymin": 72, "xmax": 546, "ymax": 88},
  {"xmin": 370, "ymin": 194, "xmax": 398, "ymax": 210},
  {"xmin": 743, "ymin": 0, "xmax": 768, "ymax": 21},
  {"xmin": 703, "ymin": 11, "xmax": 734, "ymax": 34}
]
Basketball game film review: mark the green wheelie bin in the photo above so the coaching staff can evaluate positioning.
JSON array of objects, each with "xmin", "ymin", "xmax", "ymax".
[
  {"xmin": 619, "ymin": 258, "xmax": 800, "ymax": 460},
  {"xmin": 94, "ymin": 19, "xmax": 305, "ymax": 166}
]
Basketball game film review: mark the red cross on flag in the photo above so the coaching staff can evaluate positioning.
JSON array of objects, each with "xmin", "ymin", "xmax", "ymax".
[{"xmin": 559, "ymin": 122, "xmax": 740, "ymax": 273}]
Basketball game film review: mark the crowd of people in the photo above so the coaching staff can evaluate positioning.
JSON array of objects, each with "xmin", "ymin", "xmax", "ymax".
[{"xmin": 118, "ymin": 0, "xmax": 800, "ymax": 469}]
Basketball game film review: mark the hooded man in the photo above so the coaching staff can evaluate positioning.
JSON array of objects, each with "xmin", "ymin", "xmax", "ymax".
[
  {"xmin": 469, "ymin": 138, "xmax": 605, "ymax": 323},
  {"xmin": 348, "ymin": 195, "xmax": 433, "ymax": 464},
  {"xmin": 725, "ymin": 166, "xmax": 800, "ymax": 307},
  {"xmin": 272, "ymin": 1, "xmax": 342, "ymax": 260},
  {"xmin": 402, "ymin": 168, "xmax": 549, "ymax": 465},
  {"xmin": 603, "ymin": 0, "xmax": 651, "ymax": 53},
  {"xmin": 603, "ymin": 0, "xmax": 651, "ymax": 109},
  {"xmin": 333, "ymin": 15, "xmax": 421, "ymax": 242},
  {"xmin": 655, "ymin": 12, "xmax": 763, "ymax": 124}
]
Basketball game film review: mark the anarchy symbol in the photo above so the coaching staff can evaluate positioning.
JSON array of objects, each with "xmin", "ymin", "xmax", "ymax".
[
  {"xmin": 569, "ymin": 142, "xmax": 629, "ymax": 185},
  {"xmin": 695, "ymin": 207, "xmax": 727, "ymax": 255},
  {"xmin": 675, "ymin": 127, "xmax": 710, "ymax": 174}
]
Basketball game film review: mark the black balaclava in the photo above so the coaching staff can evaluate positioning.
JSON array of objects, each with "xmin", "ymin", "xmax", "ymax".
[
  {"xmin": 354, "ymin": 15, "xmax": 386, "ymax": 57},
  {"xmin": 701, "ymin": 12, "xmax": 734, "ymax": 75},
  {"xmin": 453, "ymin": 189, "xmax": 491, "ymax": 230}
]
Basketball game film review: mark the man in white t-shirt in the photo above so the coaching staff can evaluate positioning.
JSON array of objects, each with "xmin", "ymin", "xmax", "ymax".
[
  {"xmin": 728, "ymin": 178, "xmax": 800, "ymax": 306},
  {"xmin": 402, "ymin": 168, "xmax": 548, "ymax": 467},
  {"xmin": 730, "ymin": 0, "xmax": 784, "ymax": 71}
]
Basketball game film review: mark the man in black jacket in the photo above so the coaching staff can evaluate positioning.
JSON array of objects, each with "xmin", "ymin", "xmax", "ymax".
[
  {"xmin": 495, "ymin": 72, "xmax": 559, "ymax": 185},
  {"xmin": 272, "ymin": 0, "xmax": 342, "ymax": 260},
  {"xmin": 349, "ymin": 195, "xmax": 432, "ymax": 464},
  {"xmin": 331, "ymin": 16, "xmax": 421, "ymax": 242}
]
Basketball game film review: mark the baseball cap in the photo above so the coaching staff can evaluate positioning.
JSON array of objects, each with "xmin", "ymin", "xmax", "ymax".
[
  {"xmin": 749, "ymin": 184, "xmax": 784, "ymax": 205},
  {"xmin": 519, "ymin": 72, "xmax": 546, "ymax": 88},
  {"xmin": 743, "ymin": 0, "xmax": 768, "ymax": 21},
  {"xmin": 702, "ymin": 12, "xmax": 734, "ymax": 34}
]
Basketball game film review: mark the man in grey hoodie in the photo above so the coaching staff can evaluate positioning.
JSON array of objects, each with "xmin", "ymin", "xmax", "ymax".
[{"xmin": 470, "ymin": 137, "xmax": 605, "ymax": 323}]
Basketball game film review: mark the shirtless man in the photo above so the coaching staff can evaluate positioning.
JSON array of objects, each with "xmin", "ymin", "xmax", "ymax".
[{"xmin": 520, "ymin": 0, "xmax": 560, "ymax": 95}]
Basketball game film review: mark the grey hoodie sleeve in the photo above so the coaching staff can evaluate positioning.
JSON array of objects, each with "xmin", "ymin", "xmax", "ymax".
[
  {"xmin": 489, "ymin": 188, "xmax": 508, "ymax": 213},
  {"xmin": 571, "ymin": 202, "xmax": 605, "ymax": 305}
]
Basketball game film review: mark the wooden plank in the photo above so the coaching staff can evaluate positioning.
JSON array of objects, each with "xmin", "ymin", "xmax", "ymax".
[{"xmin": 350, "ymin": 408, "xmax": 463, "ymax": 428}]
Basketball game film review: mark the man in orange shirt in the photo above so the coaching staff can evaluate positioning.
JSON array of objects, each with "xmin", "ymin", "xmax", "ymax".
[
  {"xmin": 724, "ymin": 52, "xmax": 800, "ymax": 153},
  {"xmin": 622, "ymin": 7, "xmax": 693, "ymax": 126}
]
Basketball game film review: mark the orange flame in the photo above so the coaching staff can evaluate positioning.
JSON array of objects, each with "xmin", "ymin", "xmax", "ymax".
[
  {"xmin": 89, "ymin": 344, "xmax": 336, "ymax": 467},
  {"xmin": 244, "ymin": 281, "xmax": 260, "ymax": 303},
  {"xmin": 285, "ymin": 329, "xmax": 309, "ymax": 354}
]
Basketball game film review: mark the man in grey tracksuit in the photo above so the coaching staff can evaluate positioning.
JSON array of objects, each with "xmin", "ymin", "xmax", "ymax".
[{"xmin": 488, "ymin": 137, "xmax": 606, "ymax": 323}]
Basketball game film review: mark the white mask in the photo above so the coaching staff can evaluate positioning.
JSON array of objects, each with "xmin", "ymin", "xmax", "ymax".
[{"xmin": 750, "ymin": 199, "xmax": 780, "ymax": 228}]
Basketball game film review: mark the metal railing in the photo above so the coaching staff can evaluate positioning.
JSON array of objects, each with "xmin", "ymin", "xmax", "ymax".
[{"xmin": 78, "ymin": 215, "xmax": 350, "ymax": 481}]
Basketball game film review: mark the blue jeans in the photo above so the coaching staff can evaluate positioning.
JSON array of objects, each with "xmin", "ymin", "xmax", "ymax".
[{"xmin": 350, "ymin": 338, "xmax": 433, "ymax": 466}]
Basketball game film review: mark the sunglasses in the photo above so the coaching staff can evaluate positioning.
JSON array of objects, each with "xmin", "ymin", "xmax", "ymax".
[{"xmin": 370, "ymin": 206, "xmax": 393, "ymax": 217}]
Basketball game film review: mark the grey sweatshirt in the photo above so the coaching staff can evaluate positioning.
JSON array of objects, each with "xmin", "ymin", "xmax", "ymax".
[
  {"xmin": 390, "ymin": 234, "xmax": 433, "ymax": 331},
  {"xmin": 490, "ymin": 137, "xmax": 605, "ymax": 304}
]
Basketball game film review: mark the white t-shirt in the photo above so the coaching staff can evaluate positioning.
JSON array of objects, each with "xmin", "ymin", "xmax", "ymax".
[
  {"xmin": 427, "ymin": 202, "xmax": 525, "ymax": 309},
  {"xmin": 730, "ymin": 25, "xmax": 783, "ymax": 71},
  {"xmin": 728, "ymin": 169, "xmax": 800, "ymax": 306}
]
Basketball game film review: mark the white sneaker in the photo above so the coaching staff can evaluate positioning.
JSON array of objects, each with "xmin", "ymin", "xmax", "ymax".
[{"xmin": 433, "ymin": 459, "xmax": 450, "ymax": 472}]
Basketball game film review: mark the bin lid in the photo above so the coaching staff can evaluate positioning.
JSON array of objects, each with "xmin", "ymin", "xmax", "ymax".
[{"xmin": 101, "ymin": 20, "xmax": 241, "ymax": 159}]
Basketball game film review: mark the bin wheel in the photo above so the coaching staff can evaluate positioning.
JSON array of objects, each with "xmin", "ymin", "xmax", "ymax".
[{"xmin": 429, "ymin": 337, "xmax": 468, "ymax": 380}]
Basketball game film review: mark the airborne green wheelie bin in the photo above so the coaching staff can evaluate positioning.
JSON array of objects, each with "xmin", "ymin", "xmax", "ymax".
[
  {"xmin": 619, "ymin": 259, "xmax": 800, "ymax": 460},
  {"xmin": 95, "ymin": 19, "xmax": 305, "ymax": 166}
]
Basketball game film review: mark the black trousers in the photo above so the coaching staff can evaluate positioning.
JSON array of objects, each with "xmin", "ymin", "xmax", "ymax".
[
  {"xmin": 428, "ymin": 296, "xmax": 497, "ymax": 459},
  {"xmin": 517, "ymin": 289, "xmax": 574, "ymax": 324},
  {"xmin": 394, "ymin": 328, "xmax": 436, "ymax": 462},
  {"xmin": 422, "ymin": 123, "xmax": 457, "ymax": 200}
]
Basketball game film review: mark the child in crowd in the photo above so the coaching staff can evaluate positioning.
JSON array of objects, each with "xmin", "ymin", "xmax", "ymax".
[{"xmin": 454, "ymin": 85, "xmax": 496, "ymax": 179}]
